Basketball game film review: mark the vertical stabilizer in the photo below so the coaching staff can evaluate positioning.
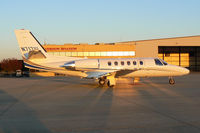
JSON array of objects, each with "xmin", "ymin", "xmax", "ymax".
[{"xmin": 15, "ymin": 29, "xmax": 47, "ymax": 59}]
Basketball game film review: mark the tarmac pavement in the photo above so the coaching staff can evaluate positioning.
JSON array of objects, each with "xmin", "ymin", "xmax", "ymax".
[{"xmin": 0, "ymin": 73, "xmax": 200, "ymax": 133}]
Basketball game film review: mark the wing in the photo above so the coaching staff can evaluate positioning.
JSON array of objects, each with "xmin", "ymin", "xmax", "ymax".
[
  {"xmin": 85, "ymin": 69, "xmax": 136, "ymax": 79},
  {"xmin": 115, "ymin": 70, "xmax": 137, "ymax": 77},
  {"xmin": 85, "ymin": 71, "xmax": 111, "ymax": 79}
]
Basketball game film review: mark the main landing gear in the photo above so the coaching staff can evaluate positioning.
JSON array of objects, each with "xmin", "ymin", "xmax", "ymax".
[
  {"xmin": 169, "ymin": 77, "xmax": 175, "ymax": 85},
  {"xmin": 98, "ymin": 76, "xmax": 116, "ymax": 87},
  {"xmin": 107, "ymin": 80, "xmax": 115, "ymax": 87},
  {"xmin": 99, "ymin": 77, "xmax": 106, "ymax": 86}
]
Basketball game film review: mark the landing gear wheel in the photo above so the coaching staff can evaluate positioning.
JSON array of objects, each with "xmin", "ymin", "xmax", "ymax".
[
  {"xmin": 169, "ymin": 78, "xmax": 175, "ymax": 85},
  {"xmin": 99, "ymin": 79, "xmax": 106, "ymax": 86},
  {"xmin": 107, "ymin": 80, "xmax": 114, "ymax": 87}
]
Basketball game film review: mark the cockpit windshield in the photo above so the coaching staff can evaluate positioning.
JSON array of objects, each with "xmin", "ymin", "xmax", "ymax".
[
  {"xmin": 154, "ymin": 59, "xmax": 163, "ymax": 66},
  {"xmin": 154, "ymin": 58, "xmax": 168, "ymax": 66},
  {"xmin": 160, "ymin": 59, "xmax": 168, "ymax": 65}
]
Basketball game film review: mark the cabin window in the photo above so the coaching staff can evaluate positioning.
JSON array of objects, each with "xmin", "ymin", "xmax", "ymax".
[
  {"xmin": 154, "ymin": 59, "xmax": 163, "ymax": 66},
  {"xmin": 108, "ymin": 61, "xmax": 112, "ymax": 66},
  {"xmin": 114, "ymin": 61, "xmax": 118, "ymax": 66},
  {"xmin": 121, "ymin": 61, "xmax": 124, "ymax": 65},
  {"xmin": 133, "ymin": 61, "xmax": 136, "ymax": 65},
  {"xmin": 127, "ymin": 61, "xmax": 131, "ymax": 65},
  {"xmin": 140, "ymin": 61, "xmax": 144, "ymax": 65}
]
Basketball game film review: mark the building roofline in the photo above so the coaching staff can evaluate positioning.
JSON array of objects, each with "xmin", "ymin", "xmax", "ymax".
[
  {"xmin": 43, "ymin": 35, "xmax": 200, "ymax": 45},
  {"xmin": 121, "ymin": 35, "xmax": 200, "ymax": 43}
]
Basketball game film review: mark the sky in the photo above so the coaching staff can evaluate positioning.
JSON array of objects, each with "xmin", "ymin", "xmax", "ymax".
[{"xmin": 0, "ymin": 0, "xmax": 200, "ymax": 60}]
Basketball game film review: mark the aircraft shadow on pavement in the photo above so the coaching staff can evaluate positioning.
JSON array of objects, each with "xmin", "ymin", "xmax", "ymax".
[
  {"xmin": 68, "ymin": 86, "xmax": 113, "ymax": 132},
  {"xmin": 0, "ymin": 90, "xmax": 51, "ymax": 133}
]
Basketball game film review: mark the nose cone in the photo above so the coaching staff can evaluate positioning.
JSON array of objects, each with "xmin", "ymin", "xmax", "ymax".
[{"xmin": 180, "ymin": 67, "xmax": 190, "ymax": 75}]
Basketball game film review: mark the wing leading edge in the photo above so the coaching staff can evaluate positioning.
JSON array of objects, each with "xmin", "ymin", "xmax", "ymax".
[{"xmin": 85, "ymin": 69, "xmax": 137, "ymax": 79}]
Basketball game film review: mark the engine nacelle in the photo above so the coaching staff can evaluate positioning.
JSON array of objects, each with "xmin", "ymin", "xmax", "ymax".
[{"xmin": 62, "ymin": 59, "xmax": 99, "ymax": 70}]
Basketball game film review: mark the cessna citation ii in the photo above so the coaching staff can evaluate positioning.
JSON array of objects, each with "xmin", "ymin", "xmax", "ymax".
[{"xmin": 15, "ymin": 29, "xmax": 190, "ymax": 87}]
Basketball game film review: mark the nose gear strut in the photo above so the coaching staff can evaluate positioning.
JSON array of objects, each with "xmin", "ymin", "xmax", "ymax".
[{"xmin": 169, "ymin": 77, "xmax": 175, "ymax": 85}]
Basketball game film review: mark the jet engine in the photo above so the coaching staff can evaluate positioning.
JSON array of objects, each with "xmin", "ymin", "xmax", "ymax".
[{"xmin": 62, "ymin": 59, "xmax": 99, "ymax": 70}]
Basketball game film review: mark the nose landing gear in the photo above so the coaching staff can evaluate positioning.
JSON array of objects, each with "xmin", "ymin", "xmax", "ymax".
[{"xmin": 169, "ymin": 77, "xmax": 175, "ymax": 85}]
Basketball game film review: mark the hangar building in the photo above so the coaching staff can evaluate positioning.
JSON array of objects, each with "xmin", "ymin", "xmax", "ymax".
[{"xmin": 43, "ymin": 35, "xmax": 200, "ymax": 71}]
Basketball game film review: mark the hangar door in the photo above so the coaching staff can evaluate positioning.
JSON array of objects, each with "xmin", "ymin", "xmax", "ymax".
[{"xmin": 158, "ymin": 46, "xmax": 200, "ymax": 71}]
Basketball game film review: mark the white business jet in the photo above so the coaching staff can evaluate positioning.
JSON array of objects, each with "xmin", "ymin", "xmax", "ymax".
[{"xmin": 15, "ymin": 29, "xmax": 190, "ymax": 87}]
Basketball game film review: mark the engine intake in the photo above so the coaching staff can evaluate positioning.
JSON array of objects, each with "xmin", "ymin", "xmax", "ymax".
[{"xmin": 61, "ymin": 61, "xmax": 75, "ymax": 70}]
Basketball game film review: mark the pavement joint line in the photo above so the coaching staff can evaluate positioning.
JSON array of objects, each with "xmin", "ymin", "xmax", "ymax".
[
  {"xmin": 103, "ymin": 88, "xmax": 200, "ymax": 131},
  {"xmin": 52, "ymin": 126, "xmax": 146, "ymax": 132},
  {"xmin": 0, "ymin": 87, "xmax": 32, "ymax": 119}
]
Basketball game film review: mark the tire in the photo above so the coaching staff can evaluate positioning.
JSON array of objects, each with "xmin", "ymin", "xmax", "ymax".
[
  {"xmin": 99, "ymin": 79, "xmax": 105, "ymax": 86},
  {"xmin": 169, "ymin": 78, "xmax": 175, "ymax": 85}
]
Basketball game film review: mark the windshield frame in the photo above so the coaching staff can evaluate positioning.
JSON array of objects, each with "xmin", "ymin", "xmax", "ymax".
[
  {"xmin": 159, "ymin": 59, "xmax": 168, "ymax": 65},
  {"xmin": 154, "ymin": 58, "xmax": 163, "ymax": 66}
]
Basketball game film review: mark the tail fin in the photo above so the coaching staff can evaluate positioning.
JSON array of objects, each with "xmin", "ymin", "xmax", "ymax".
[{"xmin": 15, "ymin": 29, "xmax": 47, "ymax": 59}]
